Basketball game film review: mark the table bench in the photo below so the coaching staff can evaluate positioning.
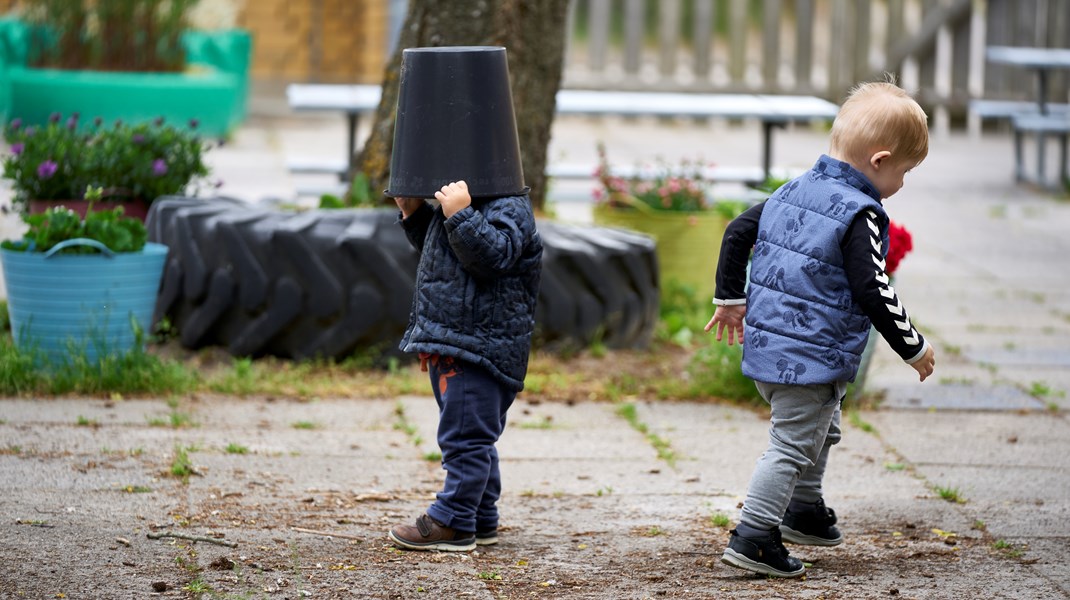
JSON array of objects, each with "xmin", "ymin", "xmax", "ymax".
[
  {"xmin": 285, "ymin": 84, "xmax": 839, "ymax": 196},
  {"xmin": 980, "ymin": 46, "xmax": 1070, "ymax": 189},
  {"xmin": 1012, "ymin": 113, "xmax": 1070, "ymax": 187}
]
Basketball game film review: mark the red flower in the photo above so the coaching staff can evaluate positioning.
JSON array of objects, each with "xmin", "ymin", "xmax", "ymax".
[{"xmin": 885, "ymin": 220, "xmax": 913, "ymax": 277}]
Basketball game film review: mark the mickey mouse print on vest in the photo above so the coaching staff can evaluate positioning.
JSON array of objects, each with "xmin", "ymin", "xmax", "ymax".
[
  {"xmin": 748, "ymin": 329, "xmax": 770, "ymax": 350},
  {"xmin": 829, "ymin": 284, "xmax": 854, "ymax": 310},
  {"xmin": 781, "ymin": 300, "xmax": 814, "ymax": 332},
  {"xmin": 809, "ymin": 160, "xmax": 833, "ymax": 182},
  {"xmin": 828, "ymin": 193, "xmax": 859, "ymax": 218},
  {"xmin": 776, "ymin": 358, "xmax": 807, "ymax": 384},
  {"xmin": 782, "ymin": 208, "xmax": 808, "ymax": 238},
  {"xmin": 820, "ymin": 347, "xmax": 850, "ymax": 371},
  {"xmin": 761, "ymin": 265, "xmax": 786, "ymax": 291},
  {"xmin": 801, "ymin": 246, "xmax": 832, "ymax": 278}
]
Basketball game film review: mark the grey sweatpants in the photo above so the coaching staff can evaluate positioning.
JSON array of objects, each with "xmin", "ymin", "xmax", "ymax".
[{"xmin": 738, "ymin": 381, "xmax": 846, "ymax": 532}]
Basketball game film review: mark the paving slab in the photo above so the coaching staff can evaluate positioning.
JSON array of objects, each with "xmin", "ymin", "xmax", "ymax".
[{"xmin": 2, "ymin": 94, "xmax": 1070, "ymax": 598}]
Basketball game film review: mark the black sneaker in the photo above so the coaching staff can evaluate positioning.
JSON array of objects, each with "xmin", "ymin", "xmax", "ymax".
[
  {"xmin": 388, "ymin": 514, "xmax": 475, "ymax": 552},
  {"xmin": 780, "ymin": 498, "xmax": 843, "ymax": 546},
  {"xmin": 475, "ymin": 528, "xmax": 498, "ymax": 546},
  {"xmin": 721, "ymin": 528, "xmax": 805, "ymax": 578}
]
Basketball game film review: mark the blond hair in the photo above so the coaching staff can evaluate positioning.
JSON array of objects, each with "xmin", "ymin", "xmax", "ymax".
[{"xmin": 829, "ymin": 81, "xmax": 929, "ymax": 167}]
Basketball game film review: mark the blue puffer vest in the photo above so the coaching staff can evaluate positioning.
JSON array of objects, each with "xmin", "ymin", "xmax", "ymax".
[
  {"xmin": 743, "ymin": 156, "xmax": 889, "ymax": 385},
  {"xmin": 400, "ymin": 195, "xmax": 543, "ymax": 392}
]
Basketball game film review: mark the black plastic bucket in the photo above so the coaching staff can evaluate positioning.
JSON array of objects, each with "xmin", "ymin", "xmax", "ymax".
[{"xmin": 385, "ymin": 46, "xmax": 527, "ymax": 199}]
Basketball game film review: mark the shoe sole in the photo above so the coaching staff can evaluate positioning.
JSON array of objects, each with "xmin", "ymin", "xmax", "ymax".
[
  {"xmin": 779, "ymin": 525, "xmax": 843, "ymax": 547},
  {"xmin": 388, "ymin": 531, "xmax": 475, "ymax": 552},
  {"xmin": 721, "ymin": 548, "xmax": 805, "ymax": 578},
  {"xmin": 475, "ymin": 535, "xmax": 498, "ymax": 546}
]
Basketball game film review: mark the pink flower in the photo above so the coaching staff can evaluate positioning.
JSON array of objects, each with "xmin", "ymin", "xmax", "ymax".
[{"xmin": 152, "ymin": 159, "xmax": 168, "ymax": 176}]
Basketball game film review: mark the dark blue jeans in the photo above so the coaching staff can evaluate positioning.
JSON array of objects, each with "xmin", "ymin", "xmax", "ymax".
[{"xmin": 424, "ymin": 356, "xmax": 515, "ymax": 533}]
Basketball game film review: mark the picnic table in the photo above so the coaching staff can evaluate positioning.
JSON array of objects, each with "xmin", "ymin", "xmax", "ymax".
[
  {"xmin": 983, "ymin": 46, "xmax": 1070, "ymax": 187},
  {"xmin": 285, "ymin": 84, "xmax": 839, "ymax": 189}
]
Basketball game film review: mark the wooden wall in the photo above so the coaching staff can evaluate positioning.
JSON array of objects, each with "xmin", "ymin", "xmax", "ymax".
[{"xmin": 238, "ymin": 0, "xmax": 390, "ymax": 83}]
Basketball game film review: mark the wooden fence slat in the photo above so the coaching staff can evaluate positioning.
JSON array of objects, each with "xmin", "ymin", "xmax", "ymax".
[
  {"xmin": 762, "ymin": 0, "xmax": 781, "ymax": 88},
  {"xmin": 795, "ymin": 0, "xmax": 814, "ymax": 90},
  {"xmin": 624, "ymin": 0, "xmax": 643, "ymax": 74},
  {"xmin": 854, "ymin": 0, "xmax": 872, "ymax": 84},
  {"xmin": 729, "ymin": 0, "xmax": 747, "ymax": 84},
  {"xmin": 588, "ymin": 0, "xmax": 611, "ymax": 71},
  {"xmin": 829, "ymin": 0, "xmax": 848, "ymax": 96},
  {"xmin": 659, "ymin": 0, "xmax": 682, "ymax": 77},
  {"xmin": 693, "ymin": 0, "xmax": 714, "ymax": 80}
]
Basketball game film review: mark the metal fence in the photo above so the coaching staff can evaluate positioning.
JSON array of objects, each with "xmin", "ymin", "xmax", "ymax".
[{"xmin": 561, "ymin": 0, "xmax": 1070, "ymax": 133}]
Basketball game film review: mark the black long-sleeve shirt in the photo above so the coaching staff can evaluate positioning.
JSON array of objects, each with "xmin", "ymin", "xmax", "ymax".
[{"xmin": 713, "ymin": 201, "xmax": 929, "ymax": 364}]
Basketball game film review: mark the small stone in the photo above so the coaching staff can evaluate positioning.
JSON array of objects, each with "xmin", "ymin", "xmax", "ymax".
[{"xmin": 151, "ymin": 581, "xmax": 168, "ymax": 593}]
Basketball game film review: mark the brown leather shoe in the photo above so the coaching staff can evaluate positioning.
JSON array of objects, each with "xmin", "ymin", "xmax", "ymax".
[{"xmin": 388, "ymin": 514, "xmax": 475, "ymax": 552}]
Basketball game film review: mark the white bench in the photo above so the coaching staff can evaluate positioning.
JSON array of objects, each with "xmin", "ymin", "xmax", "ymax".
[{"xmin": 285, "ymin": 84, "xmax": 839, "ymax": 194}]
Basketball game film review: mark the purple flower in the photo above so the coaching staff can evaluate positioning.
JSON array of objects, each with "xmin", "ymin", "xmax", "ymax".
[
  {"xmin": 152, "ymin": 159, "xmax": 168, "ymax": 176},
  {"xmin": 132, "ymin": 134, "xmax": 145, "ymax": 145},
  {"xmin": 66, "ymin": 115, "xmax": 78, "ymax": 130},
  {"xmin": 188, "ymin": 118, "xmax": 199, "ymax": 130},
  {"xmin": 37, "ymin": 160, "xmax": 58, "ymax": 179},
  {"xmin": 8, "ymin": 118, "xmax": 21, "ymax": 130},
  {"xmin": 49, "ymin": 112, "xmax": 61, "ymax": 124},
  {"xmin": 11, "ymin": 142, "xmax": 24, "ymax": 155},
  {"xmin": 24, "ymin": 126, "xmax": 35, "ymax": 137}
]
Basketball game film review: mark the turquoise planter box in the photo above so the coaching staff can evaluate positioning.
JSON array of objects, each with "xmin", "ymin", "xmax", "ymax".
[
  {"xmin": 0, "ymin": 241, "xmax": 168, "ymax": 364},
  {"xmin": 0, "ymin": 20, "xmax": 251, "ymax": 136}
]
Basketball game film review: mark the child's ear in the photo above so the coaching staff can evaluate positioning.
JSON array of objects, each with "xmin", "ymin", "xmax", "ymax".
[{"xmin": 870, "ymin": 150, "xmax": 892, "ymax": 170}]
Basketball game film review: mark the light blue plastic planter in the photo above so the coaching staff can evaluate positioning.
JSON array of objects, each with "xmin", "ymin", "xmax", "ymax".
[{"xmin": 0, "ymin": 239, "xmax": 168, "ymax": 364}]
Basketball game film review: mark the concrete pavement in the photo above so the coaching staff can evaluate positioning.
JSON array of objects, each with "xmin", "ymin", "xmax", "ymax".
[{"xmin": 0, "ymin": 89, "xmax": 1068, "ymax": 598}]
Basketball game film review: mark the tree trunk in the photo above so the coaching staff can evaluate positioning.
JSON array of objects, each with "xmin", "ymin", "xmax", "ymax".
[{"xmin": 353, "ymin": 0, "xmax": 571, "ymax": 213}]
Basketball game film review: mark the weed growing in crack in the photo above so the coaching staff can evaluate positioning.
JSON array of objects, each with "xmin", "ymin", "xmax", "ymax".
[
  {"xmin": 170, "ymin": 445, "xmax": 196, "ymax": 482},
  {"xmin": 847, "ymin": 410, "xmax": 876, "ymax": 434},
  {"xmin": 934, "ymin": 485, "xmax": 966, "ymax": 504},
  {"xmin": 709, "ymin": 512, "xmax": 731, "ymax": 528}
]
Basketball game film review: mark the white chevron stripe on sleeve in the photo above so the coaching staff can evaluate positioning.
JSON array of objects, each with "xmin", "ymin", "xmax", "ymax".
[
  {"xmin": 902, "ymin": 329, "xmax": 920, "ymax": 345},
  {"xmin": 875, "ymin": 271, "xmax": 890, "ymax": 285},
  {"xmin": 866, "ymin": 219, "xmax": 879, "ymax": 235},
  {"xmin": 885, "ymin": 297, "xmax": 905, "ymax": 316},
  {"xmin": 870, "ymin": 237, "xmax": 882, "ymax": 253},
  {"xmin": 879, "ymin": 286, "xmax": 896, "ymax": 299},
  {"xmin": 872, "ymin": 255, "xmax": 887, "ymax": 270},
  {"xmin": 894, "ymin": 318, "xmax": 912, "ymax": 331},
  {"xmin": 866, "ymin": 210, "xmax": 877, "ymax": 219}
]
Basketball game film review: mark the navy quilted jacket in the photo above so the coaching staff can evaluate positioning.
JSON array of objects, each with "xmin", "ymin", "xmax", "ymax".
[{"xmin": 398, "ymin": 195, "xmax": 543, "ymax": 391}]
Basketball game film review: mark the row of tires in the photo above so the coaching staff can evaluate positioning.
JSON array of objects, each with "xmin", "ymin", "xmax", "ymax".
[{"xmin": 146, "ymin": 197, "xmax": 661, "ymax": 361}]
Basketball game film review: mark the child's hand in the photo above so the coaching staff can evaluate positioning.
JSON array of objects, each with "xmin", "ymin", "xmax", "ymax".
[
  {"xmin": 436, "ymin": 180, "xmax": 472, "ymax": 218},
  {"xmin": 395, "ymin": 197, "xmax": 424, "ymax": 219},
  {"xmin": 911, "ymin": 345, "xmax": 935, "ymax": 382},
  {"xmin": 704, "ymin": 305, "xmax": 746, "ymax": 346}
]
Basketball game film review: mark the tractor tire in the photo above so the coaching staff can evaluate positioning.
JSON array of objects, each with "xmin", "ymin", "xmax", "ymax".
[{"xmin": 147, "ymin": 197, "xmax": 658, "ymax": 360}]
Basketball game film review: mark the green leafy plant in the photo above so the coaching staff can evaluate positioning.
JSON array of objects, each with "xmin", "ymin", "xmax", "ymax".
[
  {"xmin": 319, "ymin": 172, "xmax": 377, "ymax": 209},
  {"xmin": 23, "ymin": 0, "xmax": 199, "ymax": 72},
  {"xmin": 1, "ymin": 190, "xmax": 147, "ymax": 254},
  {"xmin": 2, "ymin": 114, "xmax": 212, "ymax": 211}
]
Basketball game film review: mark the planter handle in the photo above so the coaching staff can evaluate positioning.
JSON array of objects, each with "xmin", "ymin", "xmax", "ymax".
[
  {"xmin": 608, "ymin": 192, "xmax": 657, "ymax": 215},
  {"xmin": 43, "ymin": 238, "xmax": 117, "ymax": 259}
]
